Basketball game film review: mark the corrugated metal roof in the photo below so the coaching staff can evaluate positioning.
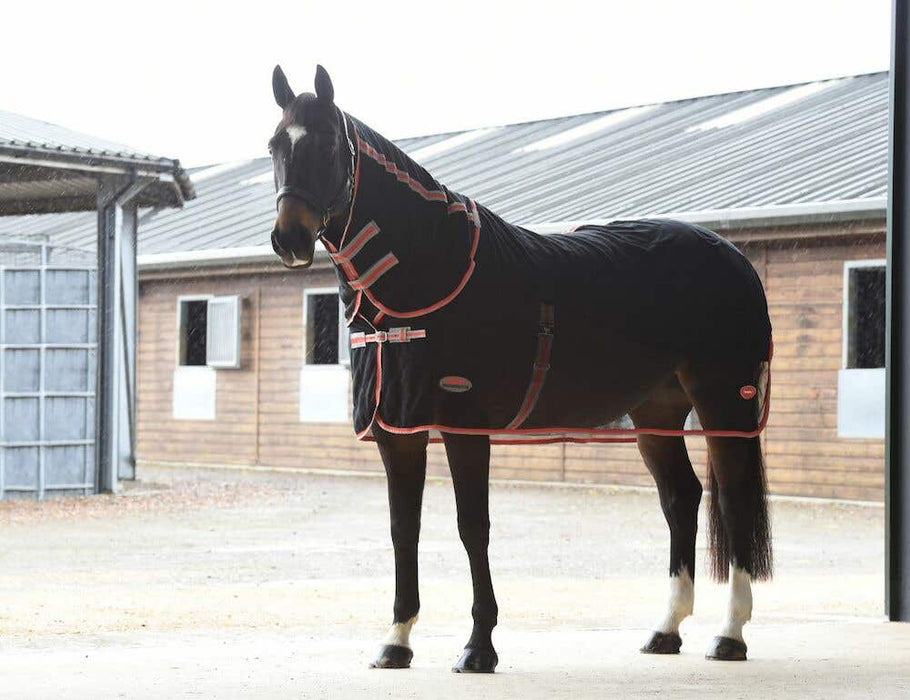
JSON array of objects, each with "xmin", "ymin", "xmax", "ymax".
[
  {"xmin": 0, "ymin": 72, "xmax": 887, "ymax": 255},
  {"xmin": 0, "ymin": 109, "xmax": 194, "ymax": 213},
  {"xmin": 0, "ymin": 109, "xmax": 168, "ymax": 161}
]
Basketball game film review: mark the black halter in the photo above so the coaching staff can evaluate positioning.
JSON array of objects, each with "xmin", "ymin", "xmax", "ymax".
[{"xmin": 275, "ymin": 108, "xmax": 357, "ymax": 240}]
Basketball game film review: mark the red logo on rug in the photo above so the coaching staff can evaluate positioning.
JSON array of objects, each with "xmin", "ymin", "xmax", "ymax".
[
  {"xmin": 439, "ymin": 376, "xmax": 472, "ymax": 393},
  {"xmin": 740, "ymin": 385, "xmax": 757, "ymax": 400}
]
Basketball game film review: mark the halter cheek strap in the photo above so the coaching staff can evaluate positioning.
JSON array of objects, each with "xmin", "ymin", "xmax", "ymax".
[{"xmin": 275, "ymin": 109, "xmax": 357, "ymax": 241}]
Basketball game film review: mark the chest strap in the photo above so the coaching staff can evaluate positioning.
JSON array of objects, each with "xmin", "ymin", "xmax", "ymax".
[
  {"xmin": 351, "ymin": 327, "xmax": 427, "ymax": 348},
  {"xmin": 504, "ymin": 303, "xmax": 555, "ymax": 429}
]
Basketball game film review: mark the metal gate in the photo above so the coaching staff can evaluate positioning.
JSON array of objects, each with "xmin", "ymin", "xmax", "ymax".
[{"xmin": 0, "ymin": 239, "xmax": 96, "ymax": 498}]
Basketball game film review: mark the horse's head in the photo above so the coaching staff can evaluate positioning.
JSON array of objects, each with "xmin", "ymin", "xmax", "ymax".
[{"xmin": 269, "ymin": 65, "xmax": 354, "ymax": 268}]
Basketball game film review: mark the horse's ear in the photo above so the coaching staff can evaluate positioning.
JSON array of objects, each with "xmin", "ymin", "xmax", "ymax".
[
  {"xmin": 314, "ymin": 64, "xmax": 334, "ymax": 103},
  {"xmin": 272, "ymin": 65, "xmax": 295, "ymax": 109}
]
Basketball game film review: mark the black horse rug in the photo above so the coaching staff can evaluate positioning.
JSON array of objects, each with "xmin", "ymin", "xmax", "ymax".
[{"xmin": 320, "ymin": 118, "xmax": 772, "ymax": 444}]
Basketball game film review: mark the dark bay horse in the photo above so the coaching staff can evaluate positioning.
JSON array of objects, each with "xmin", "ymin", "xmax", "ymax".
[{"xmin": 268, "ymin": 65, "xmax": 773, "ymax": 671}]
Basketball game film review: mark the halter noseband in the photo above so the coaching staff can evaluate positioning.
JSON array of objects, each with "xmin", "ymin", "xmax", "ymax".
[{"xmin": 275, "ymin": 108, "xmax": 356, "ymax": 240}]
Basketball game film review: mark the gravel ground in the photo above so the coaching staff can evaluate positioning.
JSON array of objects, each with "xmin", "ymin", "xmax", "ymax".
[{"xmin": 0, "ymin": 464, "xmax": 901, "ymax": 699}]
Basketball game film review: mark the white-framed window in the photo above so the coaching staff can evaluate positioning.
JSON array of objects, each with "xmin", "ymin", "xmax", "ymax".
[
  {"xmin": 302, "ymin": 288, "xmax": 349, "ymax": 366},
  {"xmin": 300, "ymin": 288, "xmax": 350, "ymax": 423},
  {"xmin": 176, "ymin": 294, "xmax": 242, "ymax": 369},
  {"xmin": 172, "ymin": 293, "xmax": 241, "ymax": 421},
  {"xmin": 837, "ymin": 259, "xmax": 886, "ymax": 438}
]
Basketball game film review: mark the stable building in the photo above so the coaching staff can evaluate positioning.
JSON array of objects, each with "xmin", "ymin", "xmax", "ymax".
[{"xmin": 0, "ymin": 72, "xmax": 888, "ymax": 501}]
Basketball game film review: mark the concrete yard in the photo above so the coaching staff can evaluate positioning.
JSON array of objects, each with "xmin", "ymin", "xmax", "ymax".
[{"xmin": 0, "ymin": 464, "xmax": 905, "ymax": 699}]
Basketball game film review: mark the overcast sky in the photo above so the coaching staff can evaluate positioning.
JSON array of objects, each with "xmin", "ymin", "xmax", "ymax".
[{"xmin": 1, "ymin": 0, "xmax": 893, "ymax": 167}]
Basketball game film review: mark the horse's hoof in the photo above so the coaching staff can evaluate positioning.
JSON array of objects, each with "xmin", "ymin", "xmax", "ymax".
[
  {"xmin": 640, "ymin": 631, "xmax": 682, "ymax": 654},
  {"xmin": 705, "ymin": 636, "xmax": 748, "ymax": 661},
  {"xmin": 370, "ymin": 644, "xmax": 413, "ymax": 669},
  {"xmin": 452, "ymin": 647, "xmax": 498, "ymax": 673}
]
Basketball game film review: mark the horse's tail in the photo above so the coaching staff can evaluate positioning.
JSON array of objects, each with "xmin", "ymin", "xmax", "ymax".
[{"xmin": 706, "ymin": 359, "xmax": 773, "ymax": 583}]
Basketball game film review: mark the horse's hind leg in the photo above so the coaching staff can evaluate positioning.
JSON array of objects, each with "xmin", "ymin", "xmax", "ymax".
[
  {"xmin": 678, "ymin": 362, "xmax": 772, "ymax": 661},
  {"xmin": 442, "ymin": 432, "xmax": 499, "ymax": 673},
  {"xmin": 630, "ymin": 379, "xmax": 702, "ymax": 655},
  {"xmin": 370, "ymin": 427, "xmax": 429, "ymax": 669}
]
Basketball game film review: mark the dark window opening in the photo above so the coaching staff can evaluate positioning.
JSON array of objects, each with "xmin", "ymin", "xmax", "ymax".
[
  {"xmin": 181, "ymin": 300, "xmax": 208, "ymax": 366},
  {"xmin": 307, "ymin": 293, "xmax": 340, "ymax": 365},
  {"xmin": 847, "ymin": 266, "xmax": 885, "ymax": 369}
]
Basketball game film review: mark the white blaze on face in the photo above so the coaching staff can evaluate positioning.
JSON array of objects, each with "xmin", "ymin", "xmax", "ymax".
[
  {"xmin": 286, "ymin": 124, "xmax": 308, "ymax": 147},
  {"xmin": 383, "ymin": 615, "xmax": 418, "ymax": 648},
  {"xmin": 719, "ymin": 565, "xmax": 753, "ymax": 641},
  {"xmin": 655, "ymin": 566, "xmax": 695, "ymax": 635}
]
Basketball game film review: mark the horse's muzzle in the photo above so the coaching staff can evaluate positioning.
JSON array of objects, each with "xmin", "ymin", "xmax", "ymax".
[{"xmin": 271, "ymin": 227, "xmax": 314, "ymax": 269}]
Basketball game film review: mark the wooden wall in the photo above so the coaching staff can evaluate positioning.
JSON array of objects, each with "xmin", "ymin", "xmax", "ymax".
[{"xmin": 137, "ymin": 224, "xmax": 887, "ymax": 502}]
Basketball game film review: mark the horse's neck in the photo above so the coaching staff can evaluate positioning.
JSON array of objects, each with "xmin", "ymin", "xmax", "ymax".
[
  {"xmin": 331, "ymin": 117, "xmax": 457, "ymax": 251},
  {"xmin": 326, "ymin": 117, "xmax": 480, "ymax": 316}
]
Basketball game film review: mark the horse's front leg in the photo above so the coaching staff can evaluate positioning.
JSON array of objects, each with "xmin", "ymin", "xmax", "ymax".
[
  {"xmin": 370, "ymin": 427, "xmax": 429, "ymax": 669},
  {"xmin": 442, "ymin": 432, "xmax": 499, "ymax": 673}
]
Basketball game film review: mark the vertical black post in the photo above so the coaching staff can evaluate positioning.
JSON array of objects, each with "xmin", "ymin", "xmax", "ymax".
[
  {"xmin": 96, "ymin": 180, "xmax": 121, "ymax": 494},
  {"xmin": 96, "ymin": 175, "xmax": 146, "ymax": 493},
  {"xmin": 887, "ymin": 0, "xmax": 910, "ymax": 621}
]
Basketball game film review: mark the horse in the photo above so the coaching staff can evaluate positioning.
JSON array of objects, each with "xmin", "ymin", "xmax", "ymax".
[{"xmin": 268, "ymin": 65, "xmax": 773, "ymax": 672}]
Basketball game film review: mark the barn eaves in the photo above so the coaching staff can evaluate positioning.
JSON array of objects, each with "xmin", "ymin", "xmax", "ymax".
[{"xmin": 0, "ymin": 109, "xmax": 194, "ymax": 215}]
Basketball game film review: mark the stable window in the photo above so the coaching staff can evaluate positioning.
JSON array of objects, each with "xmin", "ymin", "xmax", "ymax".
[
  {"xmin": 300, "ymin": 289, "xmax": 350, "ymax": 423},
  {"xmin": 177, "ymin": 295, "xmax": 241, "ymax": 369},
  {"xmin": 844, "ymin": 263, "xmax": 886, "ymax": 369},
  {"xmin": 837, "ymin": 260, "xmax": 886, "ymax": 439},
  {"xmin": 303, "ymin": 290, "xmax": 349, "ymax": 365}
]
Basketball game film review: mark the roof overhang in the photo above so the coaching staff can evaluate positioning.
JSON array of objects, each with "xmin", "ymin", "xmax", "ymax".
[
  {"xmin": 139, "ymin": 245, "xmax": 286, "ymax": 271},
  {"xmin": 0, "ymin": 143, "xmax": 195, "ymax": 215},
  {"xmin": 137, "ymin": 198, "xmax": 887, "ymax": 273},
  {"xmin": 532, "ymin": 198, "xmax": 887, "ymax": 234}
]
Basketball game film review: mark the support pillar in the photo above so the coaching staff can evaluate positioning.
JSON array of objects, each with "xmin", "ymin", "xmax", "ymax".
[
  {"xmin": 886, "ymin": 0, "xmax": 910, "ymax": 621},
  {"xmin": 95, "ymin": 176, "xmax": 146, "ymax": 493}
]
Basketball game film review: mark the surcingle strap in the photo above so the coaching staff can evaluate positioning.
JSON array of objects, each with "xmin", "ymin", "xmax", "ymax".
[
  {"xmin": 351, "ymin": 327, "xmax": 427, "ymax": 348},
  {"xmin": 505, "ymin": 303, "xmax": 555, "ymax": 429}
]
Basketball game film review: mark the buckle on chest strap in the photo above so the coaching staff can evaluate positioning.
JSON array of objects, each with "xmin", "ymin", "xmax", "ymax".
[{"xmin": 350, "ymin": 326, "xmax": 428, "ymax": 349}]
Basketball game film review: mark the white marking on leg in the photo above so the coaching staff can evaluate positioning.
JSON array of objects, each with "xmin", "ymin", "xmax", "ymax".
[
  {"xmin": 719, "ymin": 565, "xmax": 753, "ymax": 641},
  {"xmin": 655, "ymin": 566, "xmax": 694, "ymax": 634},
  {"xmin": 383, "ymin": 615, "xmax": 418, "ymax": 648},
  {"xmin": 286, "ymin": 124, "xmax": 307, "ymax": 146}
]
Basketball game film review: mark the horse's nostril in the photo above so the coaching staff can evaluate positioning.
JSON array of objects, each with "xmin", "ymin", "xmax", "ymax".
[{"xmin": 271, "ymin": 230, "xmax": 285, "ymax": 256}]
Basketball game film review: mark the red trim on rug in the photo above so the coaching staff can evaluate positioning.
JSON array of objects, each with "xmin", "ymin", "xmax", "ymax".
[
  {"xmin": 367, "ymin": 417, "xmax": 770, "ymax": 440},
  {"xmin": 359, "ymin": 141, "xmax": 448, "ymax": 203},
  {"xmin": 360, "ymin": 433, "xmax": 640, "ymax": 445},
  {"xmin": 489, "ymin": 436, "xmax": 639, "ymax": 445}
]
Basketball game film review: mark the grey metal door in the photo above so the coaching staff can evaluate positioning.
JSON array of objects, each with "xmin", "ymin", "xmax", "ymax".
[{"xmin": 0, "ymin": 240, "xmax": 96, "ymax": 498}]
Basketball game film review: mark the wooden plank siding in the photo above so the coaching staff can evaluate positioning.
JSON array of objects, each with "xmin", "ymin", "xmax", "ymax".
[{"xmin": 136, "ymin": 223, "xmax": 887, "ymax": 502}]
